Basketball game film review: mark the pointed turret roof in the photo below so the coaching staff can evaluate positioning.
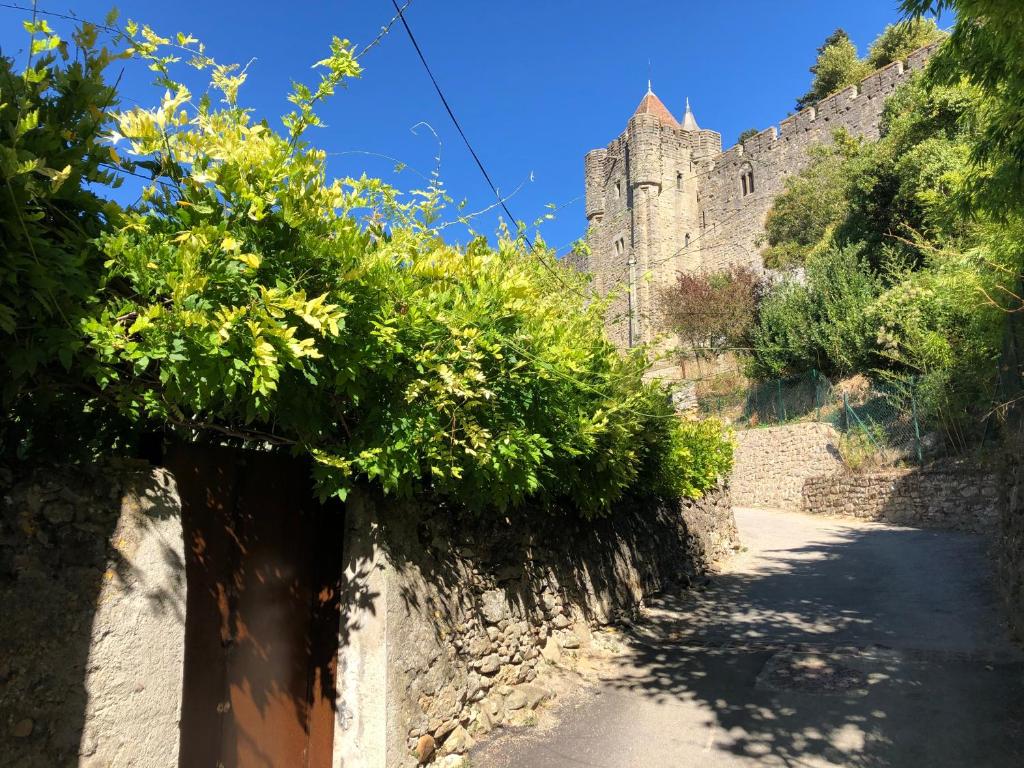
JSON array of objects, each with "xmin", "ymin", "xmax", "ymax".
[
  {"xmin": 633, "ymin": 82, "xmax": 679, "ymax": 127},
  {"xmin": 681, "ymin": 97, "xmax": 700, "ymax": 131}
]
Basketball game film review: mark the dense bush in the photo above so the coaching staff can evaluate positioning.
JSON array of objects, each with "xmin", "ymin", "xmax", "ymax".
[
  {"xmin": 662, "ymin": 266, "xmax": 761, "ymax": 359},
  {"xmin": 54, "ymin": 24, "xmax": 731, "ymax": 514},
  {"xmin": 747, "ymin": 245, "xmax": 881, "ymax": 379}
]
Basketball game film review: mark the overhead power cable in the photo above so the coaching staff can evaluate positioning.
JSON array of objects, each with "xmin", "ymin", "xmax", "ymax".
[{"xmin": 388, "ymin": 0, "xmax": 531, "ymax": 249}]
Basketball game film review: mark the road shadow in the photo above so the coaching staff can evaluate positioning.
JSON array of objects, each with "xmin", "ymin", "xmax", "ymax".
[{"xmin": 599, "ymin": 521, "xmax": 1024, "ymax": 767}]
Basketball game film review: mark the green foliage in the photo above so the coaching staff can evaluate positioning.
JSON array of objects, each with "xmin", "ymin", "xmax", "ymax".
[
  {"xmin": 0, "ymin": 21, "xmax": 136, "ymax": 459},
  {"xmin": 77, "ymin": 26, "xmax": 730, "ymax": 514},
  {"xmin": 737, "ymin": 128, "xmax": 759, "ymax": 145},
  {"xmin": 867, "ymin": 18, "xmax": 946, "ymax": 69},
  {"xmin": 747, "ymin": 246, "xmax": 881, "ymax": 379},
  {"xmin": 796, "ymin": 29, "xmax": 872, "ymax": 110},
  {"xmin": 645, "ymin": 418, "xmax": 734, "ymax": 501},
  {"xmin": 903, "ymin": 0, "xmax": 1024, "ymax": 215},
  {"xmin": 761, "ymin": 133, "xmax": 863, "ymax": 269}
]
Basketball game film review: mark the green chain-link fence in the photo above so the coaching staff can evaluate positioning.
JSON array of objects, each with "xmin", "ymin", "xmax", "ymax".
[{"xmin": 693, "ymin": 369, "xmax": 932, "ymax": 465}]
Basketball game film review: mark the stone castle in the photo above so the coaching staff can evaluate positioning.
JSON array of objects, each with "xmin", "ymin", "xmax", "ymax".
[{"xmin": 578, "ymin": 43, "xmax": 940, "ymax": 374}]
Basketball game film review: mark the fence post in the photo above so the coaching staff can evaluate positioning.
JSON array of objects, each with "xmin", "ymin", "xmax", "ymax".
[
  {"xmin": 843, "ymin": 391, "xmax": 850, "ymax": 432},
  {"xmin": 910, "ymin": 379, "xmax": 923, "ymax": 464},
  {"xmin": 813, "ymin": 369, "xmax": 821, "ymax": 422},
  {"xmin": 777, "ymin": 380, "xmax": 786, "ymax": 422}
]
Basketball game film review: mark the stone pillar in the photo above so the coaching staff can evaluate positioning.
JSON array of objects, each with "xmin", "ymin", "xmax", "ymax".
[
  {"xmin": 333, "ymin": 491, "xmax": 390, "ymax": 768},
  {"xmin": 79, "ymin": 468, "xmax": 187, "ymax": 767}
]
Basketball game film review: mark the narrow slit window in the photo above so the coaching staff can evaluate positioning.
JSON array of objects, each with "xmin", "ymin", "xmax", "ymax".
[
  {"xmin": 747, "ymin": 171, "xmax": 755, "ymax": 193},
  {"xmin": 741, "ymin": 174, "xmax": 748, "ymax": 196},
  {"xmin": 684, "ymin": 233, "xmax": 691, "ymax": 248},
  {"xmin": 676, "ymin": 172, "xmax": 683, "ymax": 190},
  {"xmin": 702, "ymin": 211, "xmax": 707, "ymax": 229},
  {"xmin": 615, "ymin": 181, "xmax": 621, "ymax": 199}
]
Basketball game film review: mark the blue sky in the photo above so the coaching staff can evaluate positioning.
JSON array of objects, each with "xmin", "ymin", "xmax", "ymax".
[{"xmin": 0, "ymin": 1, "xmax": 942, "ymax": 255}]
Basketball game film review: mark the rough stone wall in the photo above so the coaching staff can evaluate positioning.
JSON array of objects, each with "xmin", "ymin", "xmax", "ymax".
[
  {"xmin": 334, "ymin": 485, "xmax": 737, "ymax": 767},
  {"xmin": 583, "ymin": 43, "xmax": 940, "ymax": 363},
  {"xmin": 997, "ymin": 450, "xmax": 1024, "ymax": 640},
  {"xmin": 730, "ymin": 423, "xmax": 843, "ymax": 509},
  {"xmin": 0, "ymin": 463, "xmax": 185, "ymax": 768},
  {"xmin": 801, "ymin": 459, "xmax": 1001, "ymax": 533}
]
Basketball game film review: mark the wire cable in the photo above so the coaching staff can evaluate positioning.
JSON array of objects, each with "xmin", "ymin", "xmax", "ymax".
[{"xmin": 388, "ymin": 0, "xmax": 530, "ymax": 248}]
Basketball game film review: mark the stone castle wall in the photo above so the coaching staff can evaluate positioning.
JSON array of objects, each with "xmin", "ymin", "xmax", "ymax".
[
  {"xmin": 730, "ymin": 423, "xmax": 843, "ymax": 509},
  {"xmin": 700, "ymin": 44, "xmax": 940, "ymax": 271}
]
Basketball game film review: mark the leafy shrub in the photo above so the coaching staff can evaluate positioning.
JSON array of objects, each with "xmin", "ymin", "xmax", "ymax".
[
  {"xmin": 748, "ymin": 245, "xmax": 881, "ymax": 378},
  {"xmin": 662, "ymin": 266, "xmax": 762, "ymax": 358},
  {"xmin": 77, "ymin": 25, "xmax": 731, "ymax": 514}
]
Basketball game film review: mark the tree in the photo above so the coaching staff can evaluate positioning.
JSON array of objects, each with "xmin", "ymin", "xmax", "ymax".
[
  {"xmin": 761, "ymin": 132, "xmax": 863, "ymax": 269},
  {"xmin": 867, "ymin": 17, "xmax": 947, "ymax": 69},
  {"xmin": 902, "ymin": 0, "xmax": 1024, "ymax": 216},
  {"xmin": 796, "ymin": 29, "xmax": 872, "ymax": 110},
  {"xmin": 737, "ymin": 128, "xmax": 760, "ymax": 145},
  {"xmin": 663, "ymin": 267, "xmax": 762, "ymax": 359}
]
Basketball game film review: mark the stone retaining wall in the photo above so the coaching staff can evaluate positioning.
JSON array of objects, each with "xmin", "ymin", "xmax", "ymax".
[
  {"xmin": 998, "ymin": 450, "xmax": 1024, "ymax": 640},
  {"xmin": 0, "ymin": 463, "xmax": 185, "ymax": 768},
  {"xmin": 801, "ymin": 460, "xmax": 1001, "ymax": 533},
  {"xmin": 731, "ymin": 423, "xmax": 842, "ymax": 510},
  {"xmin": 334, "ymin": 484, "xmax": 738, "ymax": 767}
]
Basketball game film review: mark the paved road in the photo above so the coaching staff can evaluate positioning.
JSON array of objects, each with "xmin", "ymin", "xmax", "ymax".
[{"xmin": 472, "ymin": 508, "xmax": 1024, "ymax": 767}]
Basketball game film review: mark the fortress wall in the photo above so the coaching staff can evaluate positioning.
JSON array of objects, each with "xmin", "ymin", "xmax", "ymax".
[{"xmin": 696, "ymin": 44, "xmax": 938, "ymax": 274}]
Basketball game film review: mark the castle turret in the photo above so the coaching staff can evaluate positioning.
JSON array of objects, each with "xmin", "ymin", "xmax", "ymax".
[
  {"xmin": 681, "ymin": 97, "xmax": 700, "ymax": 131},
  {"xmin": 583, "ymin": 149, "xmax": 606, "ymax": 222}
]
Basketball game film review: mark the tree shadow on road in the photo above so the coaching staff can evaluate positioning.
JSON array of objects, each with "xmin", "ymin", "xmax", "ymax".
[{"xmin": 600, "ymin": 523, "xmax": 1024, "ymax": 767}]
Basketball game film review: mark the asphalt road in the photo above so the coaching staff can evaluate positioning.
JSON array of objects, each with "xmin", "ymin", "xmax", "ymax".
[{"xmin": 471, "ymin": 507, "xmax": 1024, "ymax": 768}]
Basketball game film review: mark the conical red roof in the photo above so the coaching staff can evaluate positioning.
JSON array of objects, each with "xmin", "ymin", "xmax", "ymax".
[{"xmin": 633, "ymin": 88, "xmax": 679, "ymax": 127}]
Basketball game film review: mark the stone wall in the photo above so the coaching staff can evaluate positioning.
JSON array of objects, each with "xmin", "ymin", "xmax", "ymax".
[
  {"xmin": 334, "ymin": 484, "xmax": 738, "ymax": 767},
  {"xmin": 731, "ymin": 423, "xmax": 843, "ymax": 509},
  {"xmin": 0, "ymin": 462, "xmax": 185, "ymax": 768},
  {"xmin": 997, "ymin": 449, "xmax": 1024, "ymax": 640},
  {"xmin": 801, "ymin": 459, "xmax": 1002, "ymax": 533}
]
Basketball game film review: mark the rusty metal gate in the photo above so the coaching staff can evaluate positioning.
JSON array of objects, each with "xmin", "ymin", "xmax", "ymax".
[{"xmin": 167, "ymin": 443, "xmax": 343, "ymax": 768}]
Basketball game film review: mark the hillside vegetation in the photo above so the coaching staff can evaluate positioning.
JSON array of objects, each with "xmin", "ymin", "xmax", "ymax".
[{"xmin": 751, "ymin": 4, "xmax": 1024, "ymax": 445}]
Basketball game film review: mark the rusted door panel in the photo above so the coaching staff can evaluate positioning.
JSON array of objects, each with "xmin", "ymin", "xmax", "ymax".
[{"xmin": 170, "ymin": 443, "xmax": 342, "ymax": 768}]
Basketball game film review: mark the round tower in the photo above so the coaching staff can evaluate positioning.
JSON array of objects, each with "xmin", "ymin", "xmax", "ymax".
[{"xmin": 583, "ymin": 148, "xmax": 607, "ymax": 222}]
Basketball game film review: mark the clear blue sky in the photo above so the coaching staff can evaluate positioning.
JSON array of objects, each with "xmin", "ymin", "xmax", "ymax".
[{"xmin": 0, "ymin": 1, "xmax": 940, "ymax": 255}]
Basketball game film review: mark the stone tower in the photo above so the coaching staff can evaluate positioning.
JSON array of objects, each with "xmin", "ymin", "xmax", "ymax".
[
  {"xmin": 584, "ymin": 85, "xmax": 721, "ymax": 353},
  {"xmin": 581, "ymin": 43, "xmax": 942, "ymax": 375}
]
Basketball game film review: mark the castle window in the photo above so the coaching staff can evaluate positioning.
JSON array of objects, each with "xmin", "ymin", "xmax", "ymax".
[
  {"xmin": 684, "ymin": 233, "xmax": 691, "ymax": 248},
  {"xmin": 702, "ymin": 211, "xmax": 707, "ymax": 229},
  {"xmin": 740, "ymin": 163, "xmax": 755, "ymax": 197},
  {"xmin": 676, "ymin": 172, "xmax": 683, "ymax": 190},
  {"xmin": 615, "ymin": 181, "xmax": 621, "ymax": 199},
  {"xmin": 615, "ymin": 238, "xmax": 625, "ymax": 257}
]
